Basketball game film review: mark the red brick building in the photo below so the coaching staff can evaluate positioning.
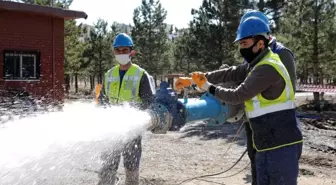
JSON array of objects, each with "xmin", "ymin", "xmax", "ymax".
[{"xmin": 0, "ymin": 1, "xmax": 87, "ymax": 103}]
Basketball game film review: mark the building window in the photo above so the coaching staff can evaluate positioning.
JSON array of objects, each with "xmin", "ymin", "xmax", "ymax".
[{"xmin": 3, "ymin": 50, "xmax": 41, "ymax": 80}]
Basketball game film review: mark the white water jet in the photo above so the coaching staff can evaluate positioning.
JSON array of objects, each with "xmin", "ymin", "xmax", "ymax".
[{"xmin": 0, "ymin": 101, "xmax": 152, "ymax": 184}]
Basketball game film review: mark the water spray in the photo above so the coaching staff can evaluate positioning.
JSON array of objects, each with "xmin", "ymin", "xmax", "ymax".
[{"xmin": 0, "ymin": 80, "xmax": 246, "ymax": 184}]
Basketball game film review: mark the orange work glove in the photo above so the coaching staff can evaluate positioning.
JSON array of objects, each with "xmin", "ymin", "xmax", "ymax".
[
  {"xmin": 95, "ymin": 84, "xmax": 103, "ymax": 104},
  {"xmin": 175, "ymin": 77, "xmax": 192, "ymax": 90},
  {"xmin": 191, "ymin": 72, "xmax": 211, "ymax": 90}
]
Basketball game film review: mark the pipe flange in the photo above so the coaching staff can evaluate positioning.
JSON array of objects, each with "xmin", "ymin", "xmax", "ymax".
[
  {"xmin": 148, "ymin": 103, "xmax": 173, "ymax": 134},
  {"xmin": 226, "ymin": 109, "xmax": 245, "ymax": 123}
]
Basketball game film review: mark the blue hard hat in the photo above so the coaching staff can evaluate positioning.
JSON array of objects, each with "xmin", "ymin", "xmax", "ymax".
[
  {"xmin": 234, "ymin": 16, "xmax": 271, "ymax": 42},
  {"xmin": 240, "ymin": 10, "xmax": 269, "ymax": 25},
  {"xmin": 113, "ymin": 33, "xmax": 133, "ymax": 48}
]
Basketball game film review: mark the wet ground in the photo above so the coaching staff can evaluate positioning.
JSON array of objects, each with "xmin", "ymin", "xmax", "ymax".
[{"xmin": 0, "ymin": 92, "xmax": 335, "ymax": 185}]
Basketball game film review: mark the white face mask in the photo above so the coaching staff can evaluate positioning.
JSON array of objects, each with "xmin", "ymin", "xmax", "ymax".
[{"xmin": 115, "ymin": 54, "xmax": 130, "ymax": 65}]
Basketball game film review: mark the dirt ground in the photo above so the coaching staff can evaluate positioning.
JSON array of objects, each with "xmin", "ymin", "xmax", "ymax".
[
  {"xmin": 0, "ymin": 93, "xmax": 336, "ymax": 185},
  {"xmin": 135, "ymin": 121, "xmax": 336, "ymax": 185}
]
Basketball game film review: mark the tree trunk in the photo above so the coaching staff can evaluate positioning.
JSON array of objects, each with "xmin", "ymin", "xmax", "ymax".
[
  {"xmin": 97, "ymin": 74, "xmax": 103, "ymax": 84},
  {"xmin": 90, "ymin": 75, "xmax": 94, "ymax": 91},
  {"xmin": 75, "ymin": 73, "xmax": 78, "ymax": 93},
  {"xmin": 313, "ymin": 3, "xmax": 320, "ymax": 112},
  {"xmin": 65, "ymin": 74, "xmax": 70, "ymax": 94}
]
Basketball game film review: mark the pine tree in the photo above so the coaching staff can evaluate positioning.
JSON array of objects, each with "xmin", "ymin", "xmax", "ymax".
[
  {"xmin": 64, "ymin": 20, "xmax": 83, "ymax": 93},
  {"xmin": 83, "ymin": 19, "xmax": 113, "ymax": 84},
  {"xmin": 173, "ymin": 29, "xmax": 200, "ymax": 73},
  {"xmin": 131, "ymin": 0, "xmax": 170, "ymax": 77},
  {"xmin": 188, "ymin": 0, "xmax": 247, "ymax": 70},
  {"xmin": 278, "ymin": 0, "xmax": 336, "ymax": 110}
]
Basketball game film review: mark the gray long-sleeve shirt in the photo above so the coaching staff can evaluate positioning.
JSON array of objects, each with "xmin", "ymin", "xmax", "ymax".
[
  {"xmin": 211, "ymin": 39, "xmax": 296, "ymax": 92},
  {"xmin": 277, "ymin": 48, "xmax": 296, "ymax": 92},
  {"xmin": 205, "ymin": 47, "xmax": 292, "ymax": 105},
  {"xmin": 269, "ymin": 37, "xmax": 296, "ymax": 92},
  {"xmin": 98, "ymin": 68, "xmax": 154, "ymax": 110}
]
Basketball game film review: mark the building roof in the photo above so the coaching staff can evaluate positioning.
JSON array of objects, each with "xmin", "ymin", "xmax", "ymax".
[{"xmin": 0, "ymin": 1, "xmax": 87, "ymax": 20}]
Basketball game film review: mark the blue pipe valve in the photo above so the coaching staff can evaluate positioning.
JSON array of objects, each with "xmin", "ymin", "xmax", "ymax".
[{"xmin": 148, "ymin": 81, "xmax": 245, "ymax": 134}]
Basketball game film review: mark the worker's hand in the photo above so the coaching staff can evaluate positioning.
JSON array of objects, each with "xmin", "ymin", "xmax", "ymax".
[
  {"xmin": 175, "ymin": 77, "xmax": 192, "ymax": 90},
  {"xmin": 95, "ymin": 84, "xmax": 103, "ymax": 105},
  {"xmin": 191, "ymin": 72, "xmax": 212, "ymax": 91}
]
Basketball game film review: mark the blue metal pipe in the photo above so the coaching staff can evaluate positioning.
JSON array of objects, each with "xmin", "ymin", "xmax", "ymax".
[{"xmin": 178, "ymin": 93, "xmax": 228, "ymax": 124}]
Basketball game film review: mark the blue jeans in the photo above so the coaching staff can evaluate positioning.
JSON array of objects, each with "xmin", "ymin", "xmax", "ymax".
[{"xmin": 255, "ymin": 143, "xmax": 302, "ymax": 185}]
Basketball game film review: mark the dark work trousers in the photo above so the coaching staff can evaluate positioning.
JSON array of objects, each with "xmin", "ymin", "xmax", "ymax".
[
  {"xmin": 245, "ymin": 120, "xmax": 303, "ymax": 185},
  {"xmin": 98, "ymin": 136, "xmax": 142, "ymax": 183},
  {"xmin": 255, "ymin": 143, "xmax": 303, "ymax": 185},
  {"xmin": 244, "ymin": 121, "xmax": 257, "ymax": 185}
]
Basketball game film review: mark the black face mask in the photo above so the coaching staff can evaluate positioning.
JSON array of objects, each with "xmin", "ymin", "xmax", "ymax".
[{"xmin": 240, "ymin": 41, "xmax": 262, "ymax": 63}]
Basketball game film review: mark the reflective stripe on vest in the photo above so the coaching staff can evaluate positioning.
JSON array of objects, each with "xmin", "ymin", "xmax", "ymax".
[
  {"xmin": 245, "ymin": 51, "xmax": 295, "ymax": 119},
  {"xmin": 104, "ymin": 64, "xmax": 144, "ymax": 104}
]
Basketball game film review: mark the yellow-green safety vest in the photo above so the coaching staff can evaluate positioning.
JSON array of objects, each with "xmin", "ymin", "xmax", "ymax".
[
  {"xmin": 244, "ymin": 50, "xmax": 302, "ymax": 152},
  {"xmin": 245, "ymin": 51, "xmax": 295, "ymax": 119},
  {"xmin": 104, "ymin": 64, "xmax": 144, "ymax": 104}
]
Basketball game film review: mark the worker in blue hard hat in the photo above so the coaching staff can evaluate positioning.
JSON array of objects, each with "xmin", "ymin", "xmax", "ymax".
[
  {"xmin": 176, "ymin": 15, "xmax": 302, "ymax": 185},
  {"xmin": 97, "ymin": 33, "xmax": 155, "ymax": 185},
  {"xmin": 179, "ymin": 11, "xmax": 297, "ymax": 185},
  {"xmin": 238, "ymin": 10, "xmax": 297, "ymax": 185}
]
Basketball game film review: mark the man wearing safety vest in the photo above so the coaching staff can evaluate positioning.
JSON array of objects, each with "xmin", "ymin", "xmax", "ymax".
[
  {"xmin": 216, "ymin": 10, "xmax": 298, "ymax": 185},
  {"xmin": 97, "ymin": 33, "xmax": 154, "ymax": 185},
  {"xmin": 240, "ymin": 10, "xmax": 298, "ymax": 185},
  {"xmin": 176, "ymin": 16, "xmax": 303, "ymax": 185}
]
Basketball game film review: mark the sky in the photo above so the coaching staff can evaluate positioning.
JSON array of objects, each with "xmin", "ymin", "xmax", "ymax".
[{"xmin": 69, "ymin": 0, "xmax": 203, "ymax": 29}]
